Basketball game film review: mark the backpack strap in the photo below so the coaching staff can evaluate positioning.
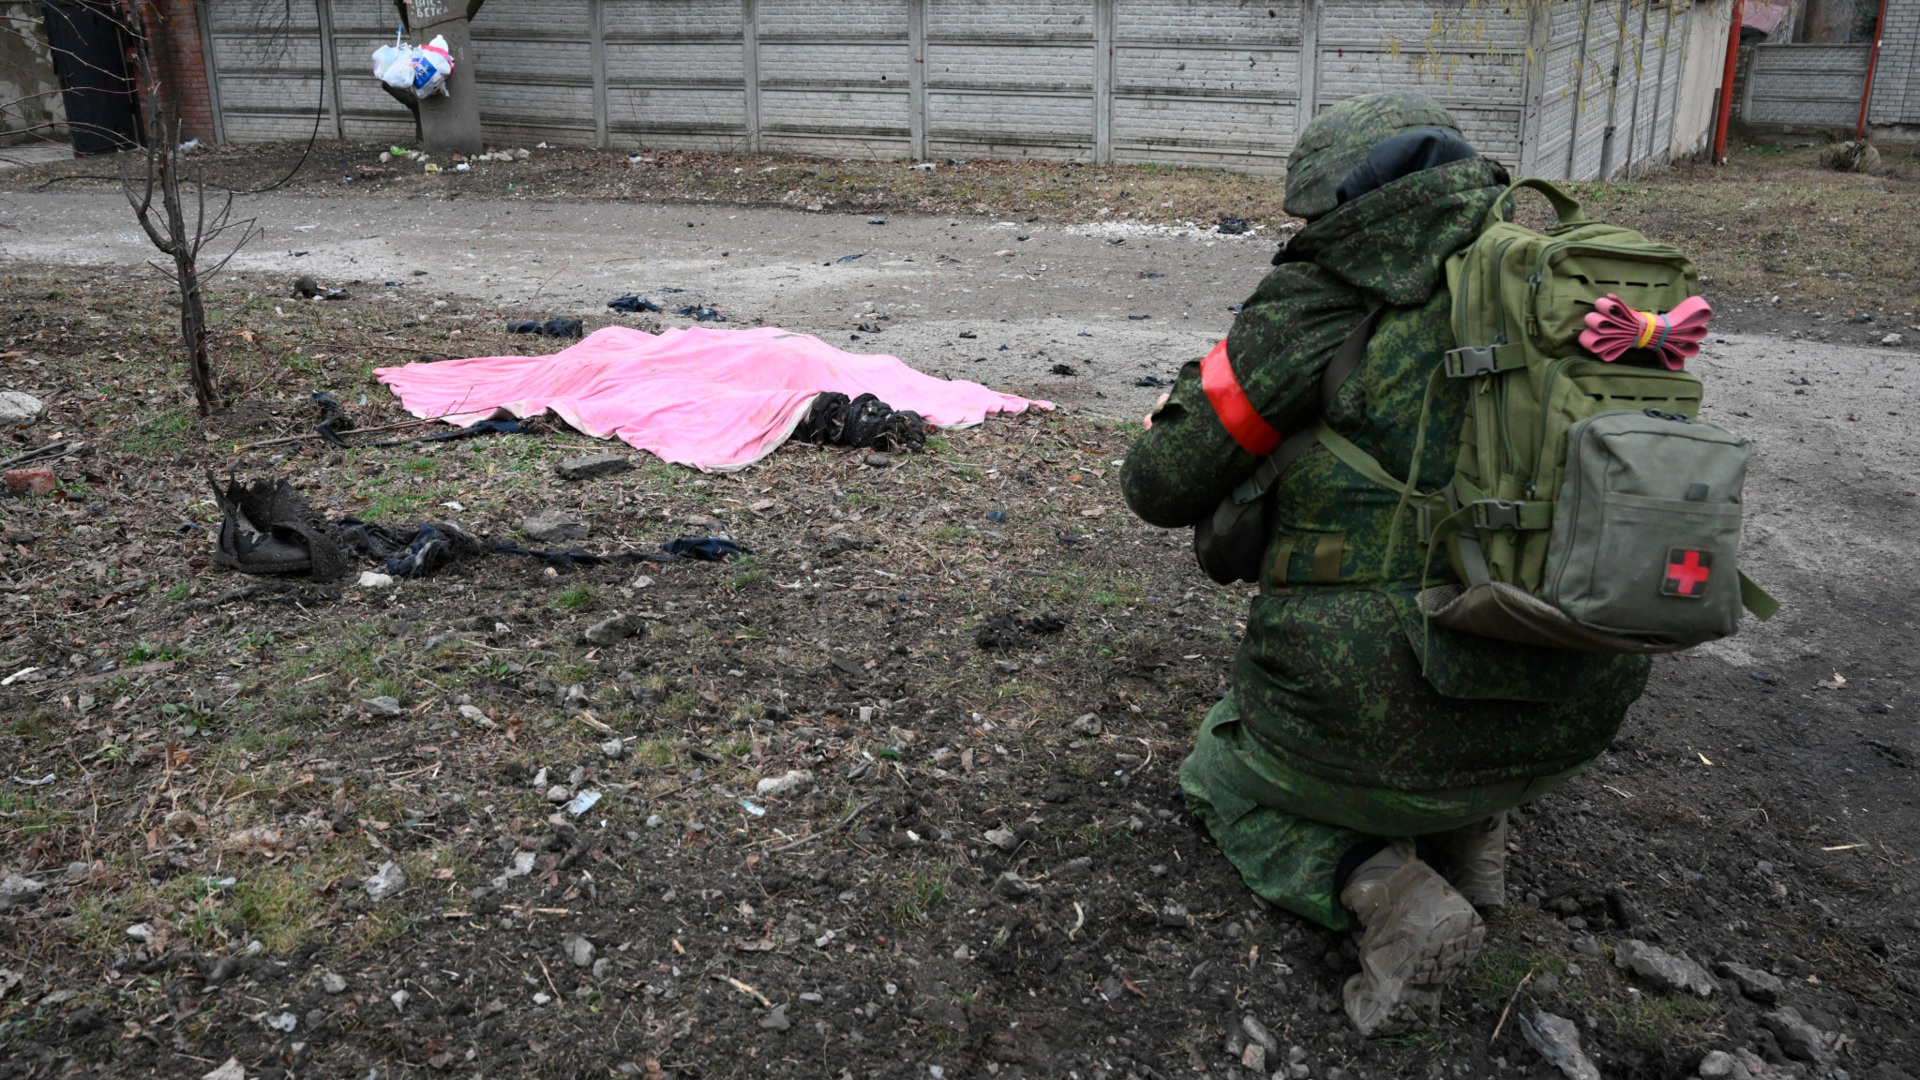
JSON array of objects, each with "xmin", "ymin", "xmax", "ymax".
[
  {"xmin": 1227, "ymin": 304, "xmax": 1385, "ymax": 505},
  {"xmin": 1485, "ymin": 177, "xmax": 1586, "ymax": 229}
]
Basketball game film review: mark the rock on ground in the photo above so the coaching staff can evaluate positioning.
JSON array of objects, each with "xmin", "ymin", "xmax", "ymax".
[
  {"xmin": 361, "ymin": 695, "xmax": 402, "ymax": 716},
  {"xmin": 0, "ymin": 391, "xmax": 47, "ymax": 425},
  {"xmin": 521, "ymin": 508, "xmax": 589, "ymax": 542},
  {"xmin": 755, "ymin": 769, "xmax": 814, "ymax": 797},
  {"xmin": 1715, "ymin": 960, "xmax": 1786, "ymax": 1004},
  {"xmin": 1520, "ymin": 1010, "xmax": 1601, "ymax": 1080},
  {"xmin": 584, "ymin": 613, "xmax": 639, "ymax": 645},
  {"xmin": 554, "ymin": 453, "xmax": 633, "ymax": 480},
  {"xmin": 1760, "ymin": 1005, "xmax": 1834, "ymax": 1065},
  {"xmin": 0, "ymin": 873, "xmax": 45, "ymax": 911},
  {"xmin": 1614, "ymin": 938, "xmax": 1716, "ymax": 996}
]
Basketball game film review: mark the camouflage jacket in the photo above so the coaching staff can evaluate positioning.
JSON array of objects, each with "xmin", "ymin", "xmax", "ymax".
[{"xmin": 1123, "ymin": 157, "xmax": 1648, "ymax": 791}]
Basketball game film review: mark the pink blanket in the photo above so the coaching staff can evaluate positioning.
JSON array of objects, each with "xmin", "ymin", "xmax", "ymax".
[{"xmin": 374, "ymin": 325, "xmax": 1049, "ymax": 471}]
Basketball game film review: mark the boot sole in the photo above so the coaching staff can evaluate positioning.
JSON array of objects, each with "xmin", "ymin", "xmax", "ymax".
[{"xmin": 1344, "ymin": 901, "xmax": 1486, "ymax": 1035}]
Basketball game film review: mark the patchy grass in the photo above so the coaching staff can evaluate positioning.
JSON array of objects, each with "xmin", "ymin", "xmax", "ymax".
[{"xmin": 554, "ymin": 583, "xmax": 596, "ymax": 611}]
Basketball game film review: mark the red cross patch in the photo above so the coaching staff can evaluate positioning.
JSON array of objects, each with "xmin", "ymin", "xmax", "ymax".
[{"xmin": 1661, "ymin": 547, "xmax": 1712, "ymax": 598}]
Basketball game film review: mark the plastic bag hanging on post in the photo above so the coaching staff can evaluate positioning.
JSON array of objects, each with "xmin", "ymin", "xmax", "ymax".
[{"xmin": 372, "ymin": 29, "xmax": 455, "ymax": 98}]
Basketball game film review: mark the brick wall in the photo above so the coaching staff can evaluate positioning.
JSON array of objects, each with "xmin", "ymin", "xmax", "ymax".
[
  {"xmin": 1867, "ymin": 0, "xmax": 1919, "ymax": 131},
  {"xmin": 135, "ymin": 0, "xmax": 218, "ymax": 142}
]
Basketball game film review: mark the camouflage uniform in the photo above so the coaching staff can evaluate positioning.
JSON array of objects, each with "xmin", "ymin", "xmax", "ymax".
[{"xmin": 1122, "ymin": 93, "xmax": 1649, "ymax": 930}]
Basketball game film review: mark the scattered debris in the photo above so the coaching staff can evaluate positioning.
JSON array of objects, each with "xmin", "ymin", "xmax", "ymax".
[
  {"xmin": 506, "ymin": 318, "xmax": 584, "ymax": 337},
  {"xmin": 291, "ymin": 275, "xmax": 350, "ymax": 301},
  {"xmin": 3, "ymin": 465, "xmax": 55, "ymax": 495},
  {"xmin": 673, "ymin": 305, "xmax": 726, "ymax": 322},
  {"xmin": 976, "ymin": 612, "xmax": 1069, "ymax": 649},
  {"xmin": 1216, "ymin": 213, "xmax": 1250, "ymax": 235},
  {"xmin": 791, "ymin": 392, "xmax": 927, "ymax": 453},
  {"xmin": 1050, "ymin": 364, "xmax": 1079, "ymax": 376},
  {"xmin": 363, "ymin": 861, "xmax": 406, "ymax": 901},
  {"xmin": 658, "ymin": 537, "xmax": 750, "ymax": 562},
  {"xmin": 608, "ymin": 295, "xmax": 663, "ymax": 313},
  {"xmin": 1822, "ymin": 139, "xmax": 1881, "ymax": 173}
]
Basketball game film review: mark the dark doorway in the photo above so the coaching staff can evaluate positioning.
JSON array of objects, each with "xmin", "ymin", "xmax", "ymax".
[{"xmin": 41, "ymin": 0, "xmax": 141, "ymax": 155}]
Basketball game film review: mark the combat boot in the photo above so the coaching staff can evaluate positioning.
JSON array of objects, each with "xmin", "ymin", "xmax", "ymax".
[
  {"xmin": 1339, "ymin": 841, "xmax": 1486, "ymax": 1036},
  {"xmin": 1439, "ymin": 811, "xmax": 1508, "ymax": 909}
]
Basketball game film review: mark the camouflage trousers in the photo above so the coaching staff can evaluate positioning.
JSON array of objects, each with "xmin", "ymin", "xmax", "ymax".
[{"xmin": 1179, "ymin": 692, "xmax": 1594, "ymax": 931}]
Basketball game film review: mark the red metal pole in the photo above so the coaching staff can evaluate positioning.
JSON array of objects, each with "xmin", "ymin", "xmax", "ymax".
[
  {"xmin": 1712, "ymin": 0, "xmax": 1745, "ymax": 164},
  {"xmin": 1858, "ymin": 0, "xmax": 1891, "ymax": 139}
]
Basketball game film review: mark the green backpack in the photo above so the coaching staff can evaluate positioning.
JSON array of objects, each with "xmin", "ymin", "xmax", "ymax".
[{"xmin": 1317, "ymin": 178, "xmax": 1777, "ymax": 653}]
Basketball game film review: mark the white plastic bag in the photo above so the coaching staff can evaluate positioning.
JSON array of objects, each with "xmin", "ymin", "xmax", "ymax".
[
  {"xmin": 369, "ymin": 32, "xmax": 454, "ymax": 98},
  {"xmin": 414, "ymin": 35, "xmax": 453, "ymax": 98},
  {"xmin": 371, "ymin": 41, "xmax": 410, "ymax": 89}
]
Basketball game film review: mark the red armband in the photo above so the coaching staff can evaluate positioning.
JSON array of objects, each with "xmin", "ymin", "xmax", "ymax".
[{"xmin": 1199, "ymin": 337, "xmax": 1281, "ymax": 456}]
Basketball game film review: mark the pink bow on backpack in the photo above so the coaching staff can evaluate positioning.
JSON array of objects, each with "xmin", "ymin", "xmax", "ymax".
[{"xmin": 1579, "ymin": 294, "xmax": 1712, "ymax": 370}]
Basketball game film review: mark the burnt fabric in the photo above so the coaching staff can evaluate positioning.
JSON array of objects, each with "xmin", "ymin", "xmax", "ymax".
[
  {"xmin": 1122, "ymin": 92, "xmax": 1650, "ymax": 928},
  {"xmin": 791, "ymin": 392, "xmax": 928, "ymax": 453},
  {"xmin": 209, "ymin": 476, "xmax": 351, "ymax": 582}
]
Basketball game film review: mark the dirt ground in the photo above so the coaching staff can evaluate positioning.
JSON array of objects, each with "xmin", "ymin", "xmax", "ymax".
[{"xmin": 0, "ymin": 143, "xmax": 1917, "ymax": 1080}]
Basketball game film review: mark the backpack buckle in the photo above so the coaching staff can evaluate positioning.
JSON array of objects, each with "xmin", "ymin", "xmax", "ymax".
[
  {"xmin": 1471, "ymin": 499, "xmax": 1523, "ymax": 531},
  {"xmin": 1444, "ymin": 346, "xmax": 1500, "ymax": 378}
]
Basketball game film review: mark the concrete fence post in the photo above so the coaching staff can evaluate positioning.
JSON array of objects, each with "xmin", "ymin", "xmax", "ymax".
[
  {"xmin": 1297, "ymin": 0, "xmax": 1320, "ymax": 137},
  {"xmin": 315, "ymin": 0, "xmax": 343, "ymax": 140},
  {"xmin": 741, "ymin": 0, "xmax": 760, "ymax": 153},
  {"xmin": 1094, "ymin": 0, "xmax": 1113, "ymax": 164},
  {"xmin": 908, "ymin": 0, "xmax": 927, "ymax": 160},
  {"xmin": 590, "ymin": 0, "xmax": 607, "ymax": 148}
]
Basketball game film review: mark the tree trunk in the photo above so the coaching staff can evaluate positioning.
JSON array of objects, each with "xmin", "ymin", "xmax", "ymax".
[
  {"xmin": 395, "ymin": 0, "xmax": 486, "ymax": 154},
  {"xmin": 416, "ymin": 16, "xmax": 483, "ymax": 155},
  {"xmin": 157, "ymin": 131, "xmax": 218, "ymax": 415}
]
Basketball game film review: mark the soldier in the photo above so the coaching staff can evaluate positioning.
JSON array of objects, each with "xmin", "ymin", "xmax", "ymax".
[{"xmin": 1120, "ymin": 92, "xmax": 1650, "ymax": 1034}]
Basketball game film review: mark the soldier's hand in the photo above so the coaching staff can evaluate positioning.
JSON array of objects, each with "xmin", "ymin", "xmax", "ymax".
[{"xmin": 1143, "ymin": 392, "xmax": 1170, "ymax": 429}]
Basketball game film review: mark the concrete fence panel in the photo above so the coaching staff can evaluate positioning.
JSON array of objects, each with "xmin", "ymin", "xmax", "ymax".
[{"xmin": 197, "ymin": 0, "xmax": 1725, "ymax": 181}]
